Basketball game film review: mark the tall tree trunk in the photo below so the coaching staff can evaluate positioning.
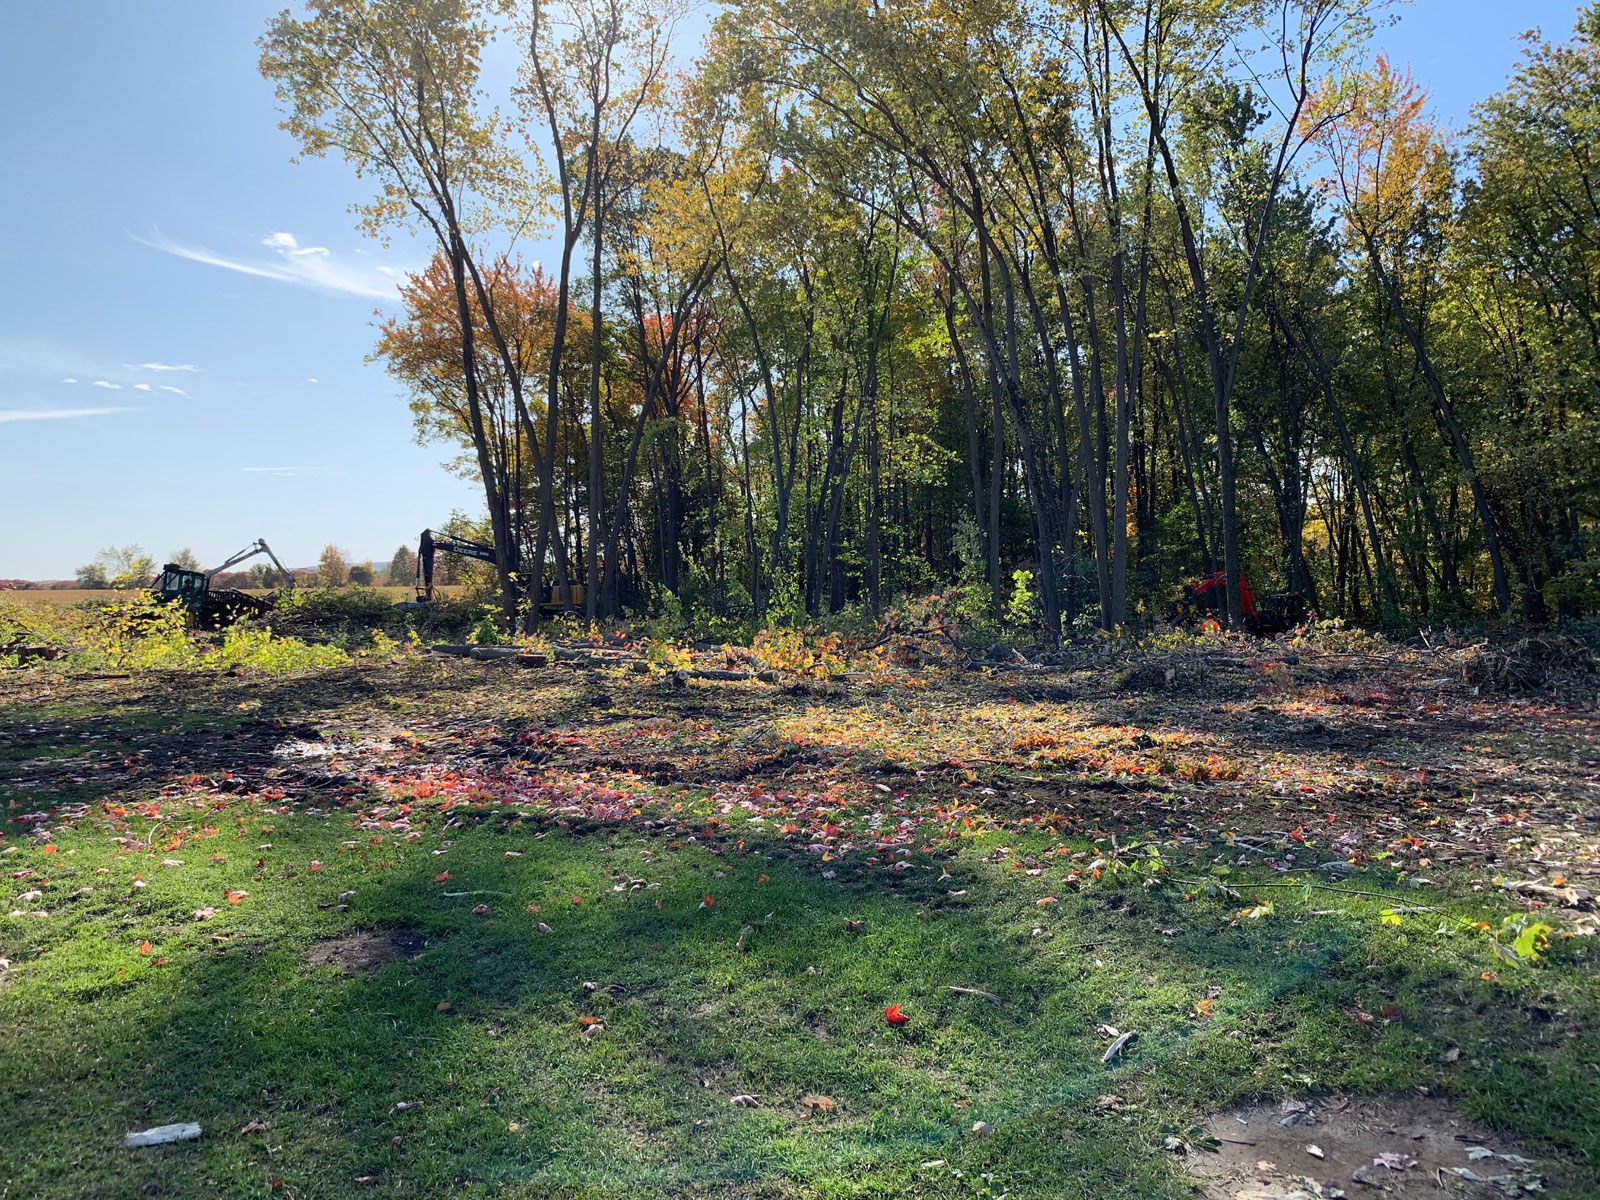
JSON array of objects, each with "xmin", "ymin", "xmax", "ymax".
[
  {"xmin": 1363, "ymin": 241, "xmax": 1512, "ymax": 613},
  {"xmin": 585, "ymin": 194, "xmax": 605, "ymax": 621}
]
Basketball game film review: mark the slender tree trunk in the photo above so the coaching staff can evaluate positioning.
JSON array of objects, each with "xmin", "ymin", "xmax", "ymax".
[
  {"xmin": 586, "ymin": 194, "xmax": 606, "ymax": 622},
  {"xmin": 1363, "ymin": 241, "xmax": 1512, "ymax": 613}
]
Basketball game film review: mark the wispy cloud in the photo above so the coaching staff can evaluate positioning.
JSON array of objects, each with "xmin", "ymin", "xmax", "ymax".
[
  {"xmin": 159, "ymin": 385, "xmax": 188, "ymax": 397},
  {"xmin": 136, "ymin": 229, "xmax": 409, "ymax": 301},
  {"xmin": 0, "ymin": 340, "xmax": 201, "ymax": 393},
  {"xmin": 133, "ymin": 383, "xmax": 153, "ymax": 392},
  {"xmin": 243, "ymin": 465, "xmax": 328, "ymax": 477},
  {"xmin": 0, "ymin": 407, "xmax": 132, "ymax": 424}
]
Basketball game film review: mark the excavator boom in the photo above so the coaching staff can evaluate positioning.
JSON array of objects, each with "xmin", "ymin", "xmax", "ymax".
[
  {"xmin": 207, "ymin": 539, "xmax": 296, "ymax": 590},
  {"xmin": 416, "ymin": 529, "xmax": 498, "ymax": 601},
  {"xmin": 413, "ymin": 528, "xmax": 582, "ymax": 612}
]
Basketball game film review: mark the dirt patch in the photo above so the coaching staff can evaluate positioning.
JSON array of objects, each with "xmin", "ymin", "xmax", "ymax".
[
  {"xmin": 304, "ymin": 928, "xmax": 430, "ymax": 974},
  {"xmin": 1184, "ymin": 1093, "xmax": 1556, "ymax": 1198}
]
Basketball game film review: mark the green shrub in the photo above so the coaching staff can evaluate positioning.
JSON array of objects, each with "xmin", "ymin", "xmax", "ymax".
[
  {"xmin": 1005, "ymin": 568, "xmax": 1037, "ymax": 630},
  {"xmin": 5, "ymin": 598, "xmax": 355, "ymax": 676}
]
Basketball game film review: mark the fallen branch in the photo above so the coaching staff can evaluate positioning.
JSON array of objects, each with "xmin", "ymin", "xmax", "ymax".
[
  {"xmin": 947, "ymin": 986, "xmax": 1003, "ymax": 1004},
  {"xmin": 1189, "ymin": 879, "xmax": 1421, "ymax": 902}
]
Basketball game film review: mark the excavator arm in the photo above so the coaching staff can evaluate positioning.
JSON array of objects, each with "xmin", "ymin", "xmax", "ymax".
[
  {"xmin": 412, "ymin": 529, "xmax": 583, "ymax": 612},
  {"xmin": 207, "ymin": 539, "xmax": 296, "ymax": 590},
  {"xmin": 416, "ymin": 529, "xmax": 499, "ymax": 601}
]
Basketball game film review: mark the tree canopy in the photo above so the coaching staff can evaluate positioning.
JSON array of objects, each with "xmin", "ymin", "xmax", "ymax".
[{"xmin": 267, "ymin": 0, "xmax": 1600, "ymax": 631}]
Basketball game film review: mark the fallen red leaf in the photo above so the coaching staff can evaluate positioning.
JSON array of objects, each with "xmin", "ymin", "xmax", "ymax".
[{"xmin": 884, "ymin": 1004, "xmax": 909, "ymax": 1028}]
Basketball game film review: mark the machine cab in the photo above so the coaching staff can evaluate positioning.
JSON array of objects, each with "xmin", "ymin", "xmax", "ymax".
[{"xmin": 153, "ymin": 564, "xmax": 207, "ymax": 605}]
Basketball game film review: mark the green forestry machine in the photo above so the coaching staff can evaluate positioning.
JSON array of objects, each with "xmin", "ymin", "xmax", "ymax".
[{"xmin": 151, "ymin": 539, "xmax": 295, "ymax": 628}]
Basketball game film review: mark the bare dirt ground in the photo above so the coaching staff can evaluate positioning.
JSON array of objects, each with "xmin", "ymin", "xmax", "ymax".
[
  {"xmin": 1189, "ymin": 1093, "xmax": 1552, "ymax": 1199},
  {"xmin": 302, "ymin": 928, "xmax": 431, "ymax": 974}
]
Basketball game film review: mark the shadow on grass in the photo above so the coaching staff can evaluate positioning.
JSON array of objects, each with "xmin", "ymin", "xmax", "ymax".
[
  {"xmin": 4, "ymin": 664, "xmax": 1596, "ymax": 1197},
  {"xmin": 2, "ymin": 812, "xmax": 1401, "ymax": 1200}
]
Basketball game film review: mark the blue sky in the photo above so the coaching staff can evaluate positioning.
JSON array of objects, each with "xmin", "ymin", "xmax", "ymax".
[{"xmin": 0, "ymin": 0, "xmax": 1586, "ymax": 579}]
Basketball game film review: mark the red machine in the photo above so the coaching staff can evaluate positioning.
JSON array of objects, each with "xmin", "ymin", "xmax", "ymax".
[{"xmin": 1179, "ymin": 572, "xmax": 1309, "ymax": 636}]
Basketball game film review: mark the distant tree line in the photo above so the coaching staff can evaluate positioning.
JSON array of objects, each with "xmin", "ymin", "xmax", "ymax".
[{"xmin": 64, "ymin": 543, "xmax": 412, "ymax": 590}]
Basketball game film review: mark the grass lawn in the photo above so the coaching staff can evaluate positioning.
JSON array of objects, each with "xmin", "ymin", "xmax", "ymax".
[{"xmin": 2, "ymin": 642, "xmax": 1597, "ymax": 1198}]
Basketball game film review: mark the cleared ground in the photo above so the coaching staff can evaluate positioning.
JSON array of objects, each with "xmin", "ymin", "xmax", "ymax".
[{"xmin": 1, "ymin": 637, "xmax": 1596, "ymax": 1198}]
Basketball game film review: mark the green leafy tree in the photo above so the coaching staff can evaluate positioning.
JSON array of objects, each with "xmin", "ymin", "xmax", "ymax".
[
  {"xmin": 386, "ymin": 545, "xmax": 418, "ymax": 587},
  {"xmin": 317, "ymin": 545, "xmax": 349, "ymax": 587},
  {"xmin": 82, "ymin": 545, "xmax": 157, "ymax": 590}
]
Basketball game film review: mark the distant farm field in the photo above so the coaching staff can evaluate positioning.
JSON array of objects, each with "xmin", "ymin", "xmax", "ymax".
[{"xmin": 1, "ymin": 586, "xmax": 466, "ymax": 607}]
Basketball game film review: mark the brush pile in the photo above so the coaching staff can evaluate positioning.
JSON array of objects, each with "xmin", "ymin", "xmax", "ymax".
[{"xmin": 1455, "ymin": 635, "xmax": 1598, "ymax": 701}]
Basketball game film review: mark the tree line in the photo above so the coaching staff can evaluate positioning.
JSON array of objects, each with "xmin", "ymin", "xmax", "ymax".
[
  {"xmin": 260, "ymin": 0, "xmax": 1600, "ymax": 633},
  {"xmin": 64, "ymin": 544, "xmax": 416, "ymax": 590}
]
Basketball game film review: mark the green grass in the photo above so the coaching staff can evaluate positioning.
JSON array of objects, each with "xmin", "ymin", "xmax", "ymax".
[
  {"xmin": 2, "ymin": 652, "xmax": 1598, "ymax": 1198},
  {"xmin": 4, "ymin": 805, "xmax": 1597, "ymax": 1197}
]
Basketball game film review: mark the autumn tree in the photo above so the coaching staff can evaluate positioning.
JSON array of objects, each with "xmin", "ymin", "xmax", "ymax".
[
  {"xmin": 376, "ymin": 253, "xmax": 593, "ymax": 600},
  {"xmin": 519, "ymin": 0, "xmax": 680, "ymax": 621},
  {"xmin": 1307, "ymin": 55, "xmax": 1514, "ymax": 614}
]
